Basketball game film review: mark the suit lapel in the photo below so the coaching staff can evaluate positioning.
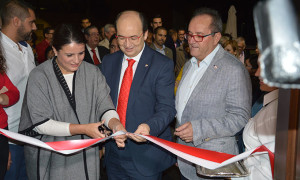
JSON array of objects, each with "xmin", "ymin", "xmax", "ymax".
[
  {"xmin": 127, "ymin": 46, "xmax": 152, "ymax": 108},
  {"xmin": 84, "ymin": 46, "xmax": 94, "ymax": 64},
  {"xmin": 110, "ymin": 52, "xmax": 123, "ymax": 106},
  {"xmin": 182, "ymin": 48, "xmax": 224, "ymax": 121}
]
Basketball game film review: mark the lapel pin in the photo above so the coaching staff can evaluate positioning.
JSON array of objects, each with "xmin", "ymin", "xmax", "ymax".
[
  {"xmin": 213, "ymin": 65, "xmax": 218, "ymax": 69},
  {"xmin": 145, "ymin": 64, "xmax": 148, "ymax": 67}
]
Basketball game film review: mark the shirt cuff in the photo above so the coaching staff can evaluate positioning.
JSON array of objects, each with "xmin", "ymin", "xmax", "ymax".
[
  {"xmin": 102, "ymin": 110, "xmax": 120, "ymax": 128},
  {"xmin": 34, "ymin": 119, "xmax": 71, "ymax": 136}
]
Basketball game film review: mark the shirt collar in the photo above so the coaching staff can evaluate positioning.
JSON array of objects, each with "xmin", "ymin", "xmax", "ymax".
[
  {"xmin": 153, "ymin": 43, "xmax": 165, "ymax": 51},
  {"xmin": 263, "ymin": 89, "xmax": 279, "ymax": 106},
  {"xmin": 191, "ymin": 44, "xmax": 220, "ymax": 68},
  {"xmin": 123, "ymin": 42, "xmax": 145, "ymax": 63},
  {"xmin": 1, "ymin": 32, "xmax": 22, "ymax": 51},
  {"xmin": 86, "ymin": 44, "xmax": 96, "ymax": 51}
]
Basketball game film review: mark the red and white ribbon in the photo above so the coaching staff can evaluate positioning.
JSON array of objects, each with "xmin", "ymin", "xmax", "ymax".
[{"xmin": 0, "ymin": 128, "xmax": 273, "ymax": 173}]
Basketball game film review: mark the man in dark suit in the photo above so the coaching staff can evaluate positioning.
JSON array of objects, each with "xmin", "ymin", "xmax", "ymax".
[
  {"xmin": 101, "ymin": 10, "xmax": 176, "ymax": 180},
  {"xmin": 83, "ymin": 25, "xmax": 109, "ymax": 66}
]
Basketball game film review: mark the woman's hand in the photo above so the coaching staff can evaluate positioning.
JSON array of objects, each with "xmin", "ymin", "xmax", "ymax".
[{"xmin": 70, "ymin": 122, "xmax": 106, "ymax": 139}]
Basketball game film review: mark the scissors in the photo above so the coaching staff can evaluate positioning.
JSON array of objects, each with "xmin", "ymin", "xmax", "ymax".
[{"xmin": 98, "ymin": 124, "xmax": 112, "ymax": 136}]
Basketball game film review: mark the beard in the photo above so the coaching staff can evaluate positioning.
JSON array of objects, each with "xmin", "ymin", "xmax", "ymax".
[
  {"xmin": 17, "ymin": 24, "xmax": 32, "ymax": 41},
  {"xmin": 156, "ymin": 40, "xmax": 165, "ymax": 47}
]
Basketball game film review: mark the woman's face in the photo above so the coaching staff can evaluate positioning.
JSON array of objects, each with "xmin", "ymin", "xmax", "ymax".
[
  {"xmin": 225, "ymin": 44, "xmax": 236, "ymax": 56},
  {"xmin": 109, "ymin": 38, "xmax": 120, "ymax": 54},
  {"xmin": 53, "ymin": 42, "xmax": 85, "ymax": 74}
]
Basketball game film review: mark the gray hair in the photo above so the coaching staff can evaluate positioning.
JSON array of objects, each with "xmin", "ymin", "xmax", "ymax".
[{"xmin": 104, "ymin": 24, "xmax": 115, "ymax": 33}]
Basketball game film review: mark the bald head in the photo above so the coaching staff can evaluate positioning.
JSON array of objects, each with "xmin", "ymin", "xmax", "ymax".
[
  {"xmin": 115, "ymin": 10, "xmax": 148, "ymax": 33},
  {"xmin": 115, "ymin": 10, "xmax": 148, "ymax": 57}
]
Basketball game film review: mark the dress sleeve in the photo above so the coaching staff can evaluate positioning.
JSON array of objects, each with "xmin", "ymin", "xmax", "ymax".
[{"xmin": 2, "ymin": 73, "xmax": 20, "ymax": 107}]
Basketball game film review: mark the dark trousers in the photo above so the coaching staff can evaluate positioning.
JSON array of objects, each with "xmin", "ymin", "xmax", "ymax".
[
  {"xmin": 0, "ymin": 127, "xmax": 8, "ymax": 180},
  {"xmin": 106, "ymin": 152, "xmax": 162, "ymax": 180},
  {"xmin": 4, "ymin": 144, "xmax": 28, "ymax": 180}
]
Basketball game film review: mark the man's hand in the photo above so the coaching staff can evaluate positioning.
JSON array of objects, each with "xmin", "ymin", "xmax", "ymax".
[
  {"xmin": 108, "ymin": 118, "xmax": 127, "ymax": 148},
  {"xmin": 174, "ymin": 122, "xmax": 193, "ymax": 143},
  {"xmin": 128, "ymin": 123, "xmax": 150, "ymax": 142},
  {"xmin": 112, "ymin": 123, "xmax": 127, "ymax": 148}
]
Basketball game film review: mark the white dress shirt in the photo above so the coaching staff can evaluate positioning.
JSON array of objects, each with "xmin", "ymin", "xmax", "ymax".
[
  {"xmin": 1, "ymin": 32, "xmax": 36, "ymax": 133},
  {"xmin": 236, "ymin": 89, "xmax": 278, "ymax": 180},
  {"xmin": 176, "ymin": 45, "xmax": 220, "ymax": 123},
  {"xmin": 86, "ymin": 44, "xmax": 101, "ymax": 63},
  {"xmin": 117, "ymin": 43, "xmax": 145, "ymax": 106}
]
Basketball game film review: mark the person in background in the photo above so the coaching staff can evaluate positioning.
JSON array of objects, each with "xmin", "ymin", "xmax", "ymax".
[
  {"xmin": 36, "ymin": 27, "xmax": 55, "ymax": 64},
  {"xmin": 174, "ymin": 42, "xmax": 191, "ymax": 83},
  {"xmin": 145, "ymin": 28, "xmax": 153, "ymax": 46},
  {"xmin": 83, "ymin": 25, "xmax": 109, "ymax": 67},
  {"xmin": 175, "ymin": 28, "xmax": 186, "ymax": 48},
  {"xmin": 219, "ymin": 33, "xmax": 232, "ymax": 47},
  {"xmin": 175, "ymin": 8, "xmax": 251, "ymax": 179},
  {"xmin": 151, "ymin": 14, "xmax": 177, "ymax": 67},
  {"xmin": 223, "ymin": 39, "xmax": 239, "ymax": 59},
  {"xmin": 19, "ymin": 23, "xmax": 126, "ymax": 180},
  {"xmin": 150, "ymin": 26, "xmax": 173, "ymax": 60},
  {"xmin": 80, "ymin": 17, "xmax": 91, "ymax": 32},
  {"xmin": 169, "ymin": 29, "xmax": 178, "ymax": 47},
  {"xmin": 1, "ymin": 1, "xmax": 37, "ymax": 179},
  {"xmin": 26, "ymin": 31, "xmax": 38, "ymax": 64},
  {"xmin": 236, "ymin": 36, "xmax": 250, "ymax": 64},
  {"xmin": 99, "ymin": 24, "xmax": 116, "ymax": 50},
  {"xmin": 109, "ymin": 33, "xmax": 120, "ymax": 54},
  {"xmin": 234, "ymin": 59, "xmax": 278, "ymax": 180},
  {"xmin": 102, "ymin": 10, "xmax": 176, "ymax": 179},
  {"xmin": 99, "ymin": 26, "xmax": 105, "ymax": 41},
  {"xmin": 44, "ymin": 45, "xmax": 55, "ymax": 60},
  {"xmin": 0, "ymin": 33, "xmax": 20, "ymax": 180},
  {"xmin": 245, "ymin": 45, "xmax": 263, "ymax": 106}
]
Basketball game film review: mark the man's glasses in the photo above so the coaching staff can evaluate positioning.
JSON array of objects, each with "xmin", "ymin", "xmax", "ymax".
[
  {"xmin": 116, "ymin": 33, "xmax": 143, "ymax": 42},
  {"xmin": 88, "ymin": 33, "xmax": 100, "ymax": 37},
  {"xmin": 185, "ymin": 32, "xmax": 218, "ymax": 42}
]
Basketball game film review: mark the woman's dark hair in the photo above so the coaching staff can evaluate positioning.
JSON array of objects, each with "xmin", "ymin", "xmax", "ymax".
[
  {"xmin": 44, "ymin": 45, "xmax": 53, "ymax": 60},
  {"xmin": 52, "ymin": 24, "xmax": 85, "ymax": 51},
  {"xmin": 0, "ymin": 34, "xmax": 6, "ymax": 74},
  {"xmin": 109, "ymin": 33, "xmax": 116, "ymax": 45}
]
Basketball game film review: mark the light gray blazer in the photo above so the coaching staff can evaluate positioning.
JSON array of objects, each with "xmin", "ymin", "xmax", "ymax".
[{"xmin": 176, "ymin": 47, "xmax": 252, "ymax": 179}]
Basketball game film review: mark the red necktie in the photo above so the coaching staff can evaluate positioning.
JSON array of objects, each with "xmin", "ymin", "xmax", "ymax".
[
  {"xmin": 91, "ymin": 49, "xmax": 101, "ymax": 65},
  {"xmin": 117, "ymin": 59, "xmax": 136, "ymax": 127}
]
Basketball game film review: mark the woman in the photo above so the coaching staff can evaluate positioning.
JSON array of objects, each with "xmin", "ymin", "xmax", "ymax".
[
  {"xmin": 236, "ymin": 60, "xmax": 278, "ymax": 180},
  {"xmin": 223, "ymin": 39, "xmax": 239, "ymax": 58},
  {"xmin": 19, "ymin": 24, "xmax": 126, "ymax": 180},
  {"xmin": 0, "ymin": 34, "xmax": 20, "ymax": 179},
  {"xmin": 109, "ymin": 34, "xmax": 120, "ymax": 54}
]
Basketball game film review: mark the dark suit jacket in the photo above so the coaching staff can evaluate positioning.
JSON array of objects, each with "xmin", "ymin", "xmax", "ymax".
[
  {"xmin": 101, "ymin": 45, "xmax": 176, "ymax": 176},
  {"xmin": 83, "ymin": 45, "xmax": 109, "ymax": 65}
]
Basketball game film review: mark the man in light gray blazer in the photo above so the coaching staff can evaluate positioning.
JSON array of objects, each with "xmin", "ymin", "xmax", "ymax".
[{"xmin": 174, "ymin": 8, "xmax": 251, "ymax": 180}]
